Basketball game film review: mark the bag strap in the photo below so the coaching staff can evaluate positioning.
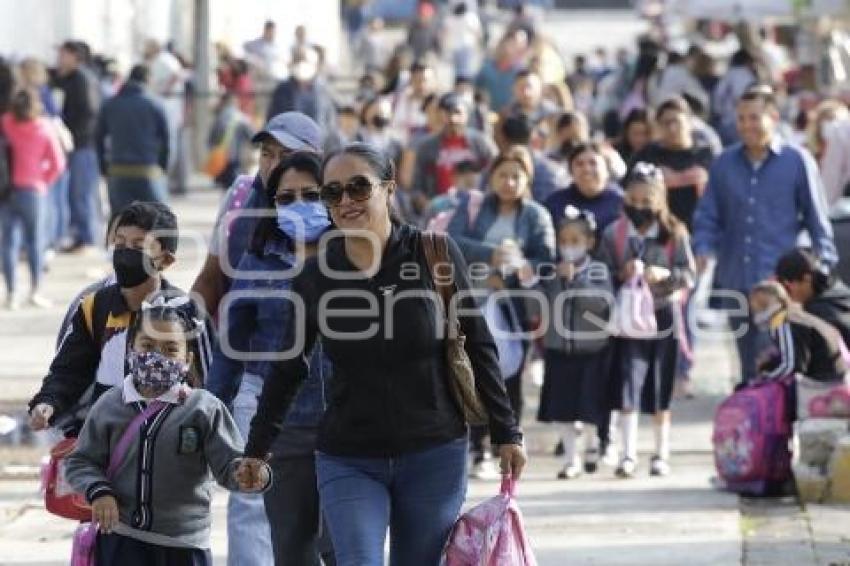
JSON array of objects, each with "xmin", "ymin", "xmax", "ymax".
[
  {"xmin": 500, "ymin": 476, "xmax": 516, "ymax": 497},
  {"xmin": 614, "ymin": 217, "xmax": 628, "ymax": 266},
  {"xmin": 106, "ymin": 401, "xmax": 166, "ymax": 479},
  {"xmin": 422, "ymin": 231, "xmax": 469, "ymax": 343}
]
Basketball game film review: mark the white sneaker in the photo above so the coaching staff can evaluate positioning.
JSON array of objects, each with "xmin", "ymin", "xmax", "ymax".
[
  {"xmin": 615, "ymin": 458, "xmax": 638, "ymax": 478},
  {"xmin": 650, "ymin": 456, "xmax": 671, "ymax": 477},
  {"xmin": 28, "ymin": 293, "xmax": 52, "ymax": 308},
  {"xmin": 557, "ymin": 462, "xmax": 582, "ymax": 480},
  {"xmin": 602, "ymin": 443, "xmax": 619, "ymax": 467}
]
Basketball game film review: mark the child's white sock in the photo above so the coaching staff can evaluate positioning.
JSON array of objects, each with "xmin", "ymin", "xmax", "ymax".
[
  {"xmin": 562, "ymin": 423, "xmax": 580, "ymax": 466},
  {"xmin": 655, "ymin": 419, "xmax": 671, "ymax": 461},
  {"xmin": 621, "ymin": 411, "xmax": 639, "ymax": 461}
]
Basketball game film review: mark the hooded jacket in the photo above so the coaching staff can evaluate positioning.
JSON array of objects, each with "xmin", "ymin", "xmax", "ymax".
[{"xmin": 244, "ymin": 224, "xmax": 521, "ymax": 459}]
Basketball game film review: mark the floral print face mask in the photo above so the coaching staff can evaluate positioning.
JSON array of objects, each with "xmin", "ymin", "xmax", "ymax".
[{"xmin": 129, "ymin": 350, "xmax": 189, "ymax": 395}]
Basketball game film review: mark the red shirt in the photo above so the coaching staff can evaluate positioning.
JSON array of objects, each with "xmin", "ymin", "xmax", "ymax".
[{"xmin": 434, "ymin": 134, "xmax": 475, "ymax": 195}]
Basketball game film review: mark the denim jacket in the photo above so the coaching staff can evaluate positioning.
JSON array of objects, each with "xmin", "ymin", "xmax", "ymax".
[
  {"xmin": 206, "ymin": 237, "xmax": 333, "ymax": 427},
  {"xmin": 447, "ymin": 193, "xmax": 556, "ymax": 272}
]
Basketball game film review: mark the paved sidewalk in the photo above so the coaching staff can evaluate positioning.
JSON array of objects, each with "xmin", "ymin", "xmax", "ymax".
[{"xmin": 0, "ymin": 188, "xmax": 846, "ymax": 565}]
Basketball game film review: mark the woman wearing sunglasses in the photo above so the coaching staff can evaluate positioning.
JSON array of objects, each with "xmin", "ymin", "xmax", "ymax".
[
  {"xmin": 238, "ymin": 142, "xmax": 526, "ymax": 566},
  {"xmin": 207, "ymin": 151, "xmax": 335, "ymax": 565}
]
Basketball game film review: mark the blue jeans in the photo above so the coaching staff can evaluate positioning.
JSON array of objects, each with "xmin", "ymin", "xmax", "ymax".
[
  {"xmin": 227, "ymin": 373, "xmax": 274, "ymax": 566},
  {"xmin": 107, "ymin": 175, "xmax": 167, "ymax": 221},
  {"xmin": 2, "ymin": 189, "xmax": 46, "ymax": 294},
  {"xmin": 47, "ymin": 171, "xmax": 70, "ymax": 247},
  {"xmin": 68, "ymin": 147, "xmax": 100, "ymax": 246},
  {"xmin": 316, "ymin": 438, "xmax": 468, "ymax": 566}
]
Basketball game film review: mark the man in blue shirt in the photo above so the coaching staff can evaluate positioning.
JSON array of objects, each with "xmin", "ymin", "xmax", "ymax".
[{"xmin": 692, "ymin": 87, "xmax": 837, "ymax": 382}]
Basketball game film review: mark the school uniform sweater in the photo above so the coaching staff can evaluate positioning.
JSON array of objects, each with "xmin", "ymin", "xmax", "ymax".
[{"xmin": 65, "ymin": 380, "xmax": 266, "ymax": 550}]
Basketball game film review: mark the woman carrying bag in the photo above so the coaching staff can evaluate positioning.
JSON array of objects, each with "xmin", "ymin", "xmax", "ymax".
[{"xmin": 238, "ymin": 142, "xmax": 526, "ymax": 566}]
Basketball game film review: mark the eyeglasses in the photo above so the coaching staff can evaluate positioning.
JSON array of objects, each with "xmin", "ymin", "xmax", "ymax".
[
  {"xmin": 274, "ymin": 187, "xmax": 322, "ymax": 206},
  {"xmin": 320, "ymin": 175, "xmax": 379, "ymax": 207}
]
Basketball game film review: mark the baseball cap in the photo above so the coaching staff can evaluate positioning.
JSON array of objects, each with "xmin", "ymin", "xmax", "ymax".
[{"xmin": 252, "ymin": 112, "xmax": 323, "ymax": 152}]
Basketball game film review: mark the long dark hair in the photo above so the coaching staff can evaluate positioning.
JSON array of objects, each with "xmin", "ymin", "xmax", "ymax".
[
  {"xmin": 249, "ymin": 151, "xmax": 324, "ymax": 256},
  {"xmin": 321, "ymin": 142, "xmax": 404, "ymax": 225}
]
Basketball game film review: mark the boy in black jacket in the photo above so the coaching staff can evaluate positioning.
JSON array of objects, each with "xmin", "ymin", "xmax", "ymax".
[
  {"xmin": 28, "ymin": 201, "xmax": 212, "ymax": 435},
  {"xmin": 776, "ymin": 248, "xmax": 850, "ymax": 348}
]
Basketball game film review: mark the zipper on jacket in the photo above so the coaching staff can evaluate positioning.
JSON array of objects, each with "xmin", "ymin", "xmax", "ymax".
[{"xmin": 369, "ymin": 273, "xmax": 396, "ymax": 454}]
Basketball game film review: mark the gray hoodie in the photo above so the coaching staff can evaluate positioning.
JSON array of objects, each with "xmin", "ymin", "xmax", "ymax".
[{"xmin": 65, "ymin": 380, "xmax": 269, "ymax": 549}]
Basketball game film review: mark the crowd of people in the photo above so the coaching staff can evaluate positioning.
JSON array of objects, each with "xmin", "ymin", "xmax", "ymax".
[{"xmin": 8, "ymin": 1, "xmax": 850, "ymax": 565}]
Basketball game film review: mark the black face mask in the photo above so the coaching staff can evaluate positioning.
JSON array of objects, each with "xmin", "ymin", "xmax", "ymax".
[
  {"xmin": 371, "ymin": 116, "xmax": 390, "ymax": 129},
  {"xmin": 624, "ymin": 205, "xmax": 656, "ymax": 228},
  {"xmin": 112, "ymin": 247, "xmax": 156, "ymax": 288}
]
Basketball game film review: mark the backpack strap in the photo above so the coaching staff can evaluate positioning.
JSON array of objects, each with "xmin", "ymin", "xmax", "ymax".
[{"xmin": 613, "ymin": 217, "xmax": 629, "ymax": 266}]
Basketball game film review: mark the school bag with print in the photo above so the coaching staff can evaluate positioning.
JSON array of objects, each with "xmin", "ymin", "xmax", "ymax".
[
  {"xmin": 611, "ymin": 218, "xmax": 675, "ymax": 340},
  {"xmin": 712, "ymin": 377, "xmax": 793, "ymax": 496},
  {"xmin": 443, "ymin": 478, "xmax": 538, "ymax": 566}
]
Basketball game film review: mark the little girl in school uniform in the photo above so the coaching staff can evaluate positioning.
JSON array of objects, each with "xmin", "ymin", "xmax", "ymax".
[
  {"xmin": 66, "ymin": 296, "xmax": 271, "ymax": 566},
  {"xmin": 520, "ymin": 206, "xmax": 615, "ymax": 478},
  {"xmin": 597, "ymin": 162, "xmax": 695, "ymax": 478}
]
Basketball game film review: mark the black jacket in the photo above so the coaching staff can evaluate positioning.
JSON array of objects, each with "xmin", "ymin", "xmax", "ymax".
[
  {"xmin": 807, "ymin": 281, "xmax": 850, "ymax": 348},
  {"xmin": 245, "ymin": 224, "xmax": 522, "ymax": 459},
  {"xmin": 29, "ymin": 279, "xmax": 214, "ymax": 435},
  {"xmin": 53, "ymin": 67, "xmax": 100, "ymax": 148}
]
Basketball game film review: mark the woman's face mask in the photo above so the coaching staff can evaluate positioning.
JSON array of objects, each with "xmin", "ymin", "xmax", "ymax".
[{"xmin": 276, "ymin": 201, "xmax": 332, "ymax": 243}]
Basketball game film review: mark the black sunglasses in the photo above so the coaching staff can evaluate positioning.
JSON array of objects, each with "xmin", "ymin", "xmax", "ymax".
[
  {"xmin": 320, "ymin": 175, "xmax": 379, "ymax": 207},
  {"xmin": 274, "ymin": 187, "xmax": 322, "ymax": 206}
]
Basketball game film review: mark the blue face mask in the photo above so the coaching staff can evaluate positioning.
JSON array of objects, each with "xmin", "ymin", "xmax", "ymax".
[{"xmin": 276, "ymin": 201, "xmax": 331, "ymax": 243}]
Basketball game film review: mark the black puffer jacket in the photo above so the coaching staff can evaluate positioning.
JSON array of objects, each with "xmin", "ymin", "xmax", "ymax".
[{"xmin": 245, "ymin": 224, "xmax": 522, "ymax": 459}]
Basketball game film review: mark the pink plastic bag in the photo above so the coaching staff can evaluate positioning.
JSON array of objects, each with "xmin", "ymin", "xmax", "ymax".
[
  {"xmin": 70, "ymin": 522, "xmax": 97, "ymax": 566},
  {"xmin": 443, "ymin": 478, "xmax": 537, "ymax": 566}
]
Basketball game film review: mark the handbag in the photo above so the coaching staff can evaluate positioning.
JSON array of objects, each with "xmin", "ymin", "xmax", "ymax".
[
  {"xmin": 421, "ymin": 231, "xmax": 489, "ymax": 426},
  {"xmin": 614, "ymin": 270, "xmax": 659, "ymax": 339},
  {"xmin": 66, "ymin": 401, "xmax": 167, "ymax": 566}
]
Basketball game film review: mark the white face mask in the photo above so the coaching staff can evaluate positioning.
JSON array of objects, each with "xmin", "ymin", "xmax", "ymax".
[
  {"xmin": 559, "ymin": 245, "xmax": 587, "ymax": 263},
  {"xmin": 753, "ymin": 302, "xmax": 782, "ymax": 329}
]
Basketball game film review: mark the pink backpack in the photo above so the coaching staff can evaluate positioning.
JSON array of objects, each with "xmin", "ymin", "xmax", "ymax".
[
  {"xmin": 427, "ymin": 190, "xmax": 484, "ymax": 235},
  {"xmin": 712, "ymin": 377, "xmax": 793, "ymax": 496},
  {"xmin": 443, "ymin": 478, "xmax": 538, "ymax": 566}
]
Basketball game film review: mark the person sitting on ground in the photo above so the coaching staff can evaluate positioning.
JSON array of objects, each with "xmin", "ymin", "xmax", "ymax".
[
  {"xmin": 776, "ymin": 248, "xmax": 850, "ymax": 348},
  {"xmin": 28, "ymin": 201, "xmax": 213, "ymax": 436},
  {"xmin": 65, "ymin": 299, "xmax": 270, "ymax": 566},
  {"xmin": 750, "ymin": 280, "xmax": 848, "ymax": 385}
]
